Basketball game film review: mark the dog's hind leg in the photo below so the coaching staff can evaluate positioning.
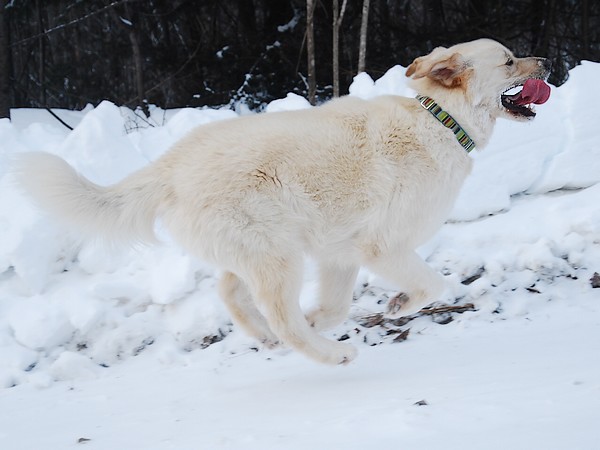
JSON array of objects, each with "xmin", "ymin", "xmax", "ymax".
[
  {"xmin": 306, "ymin": 262, "xmax": 359, "ymax": 332},
  {"xmin": 218, "ymin": 271, "xmax": 279, "ymax": 347},
  {"xmin": 366, "ymin": 249, "xmax": 446, "ymax": 317},
  {"xmin": 246, "ymin": 256, "xmax": 357, "ymax": 365}
]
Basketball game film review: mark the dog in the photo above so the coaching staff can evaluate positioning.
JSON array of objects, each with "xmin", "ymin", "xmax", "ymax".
[{"xmin": 15, "ymin": 39, "xmax": 551, "ymax": 365}]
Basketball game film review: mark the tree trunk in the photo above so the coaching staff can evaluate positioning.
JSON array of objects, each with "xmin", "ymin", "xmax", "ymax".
[
  {"xmin": 332, "ymin": 0, "xmax": 347, "ymax": 97},
  {"xmin": 111, "ymin": 6, "xmax": 149, "ymax": 117},
  {"xmin": 36, "ymin": 0, "xmax": 46, "ymax": 106},
  {"xmin": 237, "ymin": 0, "xmax": 257, "ymax": 52},
  {"xmin": 129, "ymin": 27, "xmax": 148, "ymax": 116},
  {"xmin": 0, "ymin": 0, "xmax": 9, "ymax": 119},
  {"xmin": 306, "ymin": 0, "xmax": 316, "ymax": 105},
  {"xmin": 581, "ymin": 0, "xmax": 589, "ymax": 60},
  {"xmin": 357, "ymin": 0, "xmax": 370, "ymax": 74}
]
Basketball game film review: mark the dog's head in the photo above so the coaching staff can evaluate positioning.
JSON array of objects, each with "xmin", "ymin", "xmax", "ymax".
[{"xmin": 406, "ymin": 39, "xmax": 552, "ymax": 121}]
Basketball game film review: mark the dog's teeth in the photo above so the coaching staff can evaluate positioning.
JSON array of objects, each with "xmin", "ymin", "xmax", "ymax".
[{"xmin": 504, "ymin": 86, "xmax": 522, "ymax": 95}]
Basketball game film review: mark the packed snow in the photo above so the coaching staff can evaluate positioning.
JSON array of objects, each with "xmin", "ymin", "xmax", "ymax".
[{"xmin": 0, "ymin": 62, "xmax": 599, "ymax": 449}]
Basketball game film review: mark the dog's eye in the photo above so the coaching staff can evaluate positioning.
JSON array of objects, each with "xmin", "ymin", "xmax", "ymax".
[{"xmin": 506, "ymin": 58, "xmax": 514, "ymax": 66}]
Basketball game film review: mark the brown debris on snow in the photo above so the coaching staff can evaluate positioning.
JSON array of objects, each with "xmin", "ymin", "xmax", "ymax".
[
  {"xmin": 419, "ymin": 303, "xmax": 476, "ymax": 315},
  {"xmin": 392, "ymin": 329, "xmax": 410, "ymax": 343}
]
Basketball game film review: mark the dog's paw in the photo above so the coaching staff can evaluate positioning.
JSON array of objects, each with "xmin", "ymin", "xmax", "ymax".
[
  {"xmin": 305, "ymin": 308, "xmax": 345, "ymax": 332},
  {"xmin": 337, "ymin": 351, "xmax": 356, "ymax": 366},
  {"xmin": 260, "ymin": 337, "xmax": 281, "ymax": 349},
  {"xmin": 312, "ymin": 342, "xmax": 358, "ymax": 365},
  {"xmin": 249, "ymin": 327, "xmax": 281, "ymax": 349},
  {"xmin": 385, "ymin": 291, "xmax": 431, "ymax": 318},
  {"xmin": 305, "ymin": 308, "xmax": 325, "ymax": 330},
  {"xmin": 332, "ymin": 343, "xmax": 358, "ymax": 365},
  {"xmin": 386, "ymin": 292, "xmax": 410, "ymax": 317}
]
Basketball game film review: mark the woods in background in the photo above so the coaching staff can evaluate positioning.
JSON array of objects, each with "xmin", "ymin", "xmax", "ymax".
[{"xmin": 1, "ymin": 0, "xmax": 599, "ymax": 116}]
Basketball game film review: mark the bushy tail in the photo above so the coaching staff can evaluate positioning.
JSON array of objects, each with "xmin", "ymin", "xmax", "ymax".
[{"xmin": 13, "ymin": 152, "xmax": 165, "ymax": 244}]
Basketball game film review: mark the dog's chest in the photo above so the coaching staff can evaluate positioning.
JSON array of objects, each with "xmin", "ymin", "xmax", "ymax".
[{"xmin": 370, "ymin": 147, "xmax": 472, "ymax": 244}]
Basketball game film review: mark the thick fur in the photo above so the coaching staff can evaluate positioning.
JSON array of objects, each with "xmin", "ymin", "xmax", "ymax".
[{"xmin": 15, "ymin": 39, "xmax": 551, "ymax": 364}]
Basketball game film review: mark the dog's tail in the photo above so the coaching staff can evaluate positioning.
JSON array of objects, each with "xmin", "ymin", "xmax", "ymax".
[{"xmin": 13, "ymin": 152, "xmax": 165, "ymax": 244}]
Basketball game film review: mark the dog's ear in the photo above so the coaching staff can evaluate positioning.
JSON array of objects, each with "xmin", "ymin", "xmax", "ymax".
[
  {"xmin": 406, "ymin": 49, "xmax": 468, "ymax": 87},
  {"xmin": 406, "ymin": 46, "xmax": 447, "ymax": 79}
]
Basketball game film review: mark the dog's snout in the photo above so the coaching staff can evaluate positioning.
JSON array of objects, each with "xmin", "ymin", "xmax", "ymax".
[{"xmin": 539, "ymin": 58, "xmax": 552, "ymax": 73}]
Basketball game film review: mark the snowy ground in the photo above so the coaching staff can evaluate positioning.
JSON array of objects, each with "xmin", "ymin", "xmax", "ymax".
[{"xmin": 1, "ymin": 63, "xmax": 599, "ymax": 449}]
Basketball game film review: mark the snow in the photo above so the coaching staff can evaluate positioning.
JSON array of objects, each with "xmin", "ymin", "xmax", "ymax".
[
  {"xmin": 1, "ymin": 62, "xmax": 600, "ymax": 449},
  {"xmin": 277, "ymin": 10, "xmax": 301, "ymax": 33},
  {"xmin": 265, "ymin": 92, "xmax": 311, "ymax": 113}
]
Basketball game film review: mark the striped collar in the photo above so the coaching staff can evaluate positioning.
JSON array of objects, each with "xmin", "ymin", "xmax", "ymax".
[{"xmin": 416, "ymin": 94, "xmax": 476, "ymax": 153}]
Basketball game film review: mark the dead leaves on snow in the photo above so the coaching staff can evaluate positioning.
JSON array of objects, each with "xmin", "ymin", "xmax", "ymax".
[
  {"xmin": 590, "ymin": 272, "xmax": 600, "ymax": 289},
  {"xmin": 352, "ymin": 301, "xmax": 475, "ymax": 346}
]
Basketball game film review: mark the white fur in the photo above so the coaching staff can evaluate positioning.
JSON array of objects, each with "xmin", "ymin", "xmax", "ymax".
[{"xmin": 15, "ymin": 39, "xmax": 551, "ymax": 364}]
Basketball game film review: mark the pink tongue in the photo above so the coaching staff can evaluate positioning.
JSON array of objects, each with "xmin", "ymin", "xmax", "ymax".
[{"xmin": 512, "ymin": 79, "xmax": 551, "ymax": 105}]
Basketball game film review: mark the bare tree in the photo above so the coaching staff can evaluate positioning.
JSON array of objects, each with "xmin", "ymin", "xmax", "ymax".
[
  {"xmin": 110, "ymin": 4, "xmax": 149, "ymax": 117},
  {"xmin": 357, "ymin": 0, "xmax": 370, "ymax": 74},
  {"xmin": 0, "ymin": 0, "xmax": 9, "ymax": 119},
  {"xmin": 332, "ymin": 0, "xmax": 347, "ymax": 97},
  {"xmin": 3, "ymin": 0, "xmax": 597, "ymax": 111},
  {"xmin": 582, "ymin": 0, "xmax": 589, "ymax": 60},
  {"xmin": 36, "ymin": 0, "xmax": 46, "ymax": 106},
  {"xmin": 306, "ymin": 0, "xmax": 316, "ymax": 104}
]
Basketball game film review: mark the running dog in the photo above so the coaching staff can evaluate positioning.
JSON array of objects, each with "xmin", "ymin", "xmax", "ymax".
[{"xmin": 15, "ymin": 38, "xmax": 551, "ymax": 364}]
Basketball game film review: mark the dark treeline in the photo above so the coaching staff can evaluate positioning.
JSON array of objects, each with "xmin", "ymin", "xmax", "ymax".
[{"xmin": 2, "ymin": 0, "xmax": 599, "ymax": 115}]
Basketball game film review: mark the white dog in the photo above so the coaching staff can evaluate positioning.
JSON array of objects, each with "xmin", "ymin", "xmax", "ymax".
[{"xmin": 16, "ymin": 39, "xmax": 551, "ymax": 364}]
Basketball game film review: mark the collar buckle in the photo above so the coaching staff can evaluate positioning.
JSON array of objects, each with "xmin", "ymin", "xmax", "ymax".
[{"xmin": 418, "ymin": 95, "xmax": 436, "ymax": 111}]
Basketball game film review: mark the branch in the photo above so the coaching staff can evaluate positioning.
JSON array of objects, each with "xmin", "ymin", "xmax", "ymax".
[
  {"xmin": 45, "ymin": 108, "xmax": 73, "ymax": 130},
  {"xmin": 10, "ymin": 0, "xmax": 132, "ymax": 47},
  {"xmin": 122, "ymin": 38, "xmax": 203, "ymax": 106},
  {"xmin": 335, "ymin": 0, "xmax": 348, "ymax": 27},
  {"xmin": 418, "ymin": 303, "xmax": 476, "ymax": 315}
]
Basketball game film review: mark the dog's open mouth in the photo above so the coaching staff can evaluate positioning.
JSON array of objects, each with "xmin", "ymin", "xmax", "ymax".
[{"xmin": 501, "ymin": 78, "xmax": 551, "ymax": 118}]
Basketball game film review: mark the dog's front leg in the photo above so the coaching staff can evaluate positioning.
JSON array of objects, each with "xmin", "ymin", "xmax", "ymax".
[
  {"xmin": 306, "ymin": 262, "xmax": 359, "ymax": 332},
  {"xmin": 366, "ymin": 249, "xmax": 445, "ymax": 317}
]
